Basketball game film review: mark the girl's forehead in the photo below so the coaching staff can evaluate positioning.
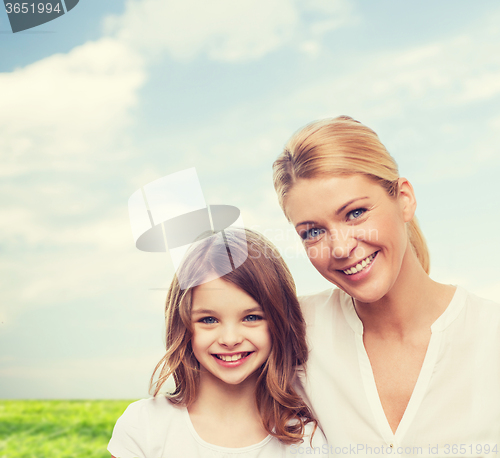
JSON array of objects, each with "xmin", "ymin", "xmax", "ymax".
[{"xmin": 191, "ymin": 278, "xmax": 261, "ymax": 312}]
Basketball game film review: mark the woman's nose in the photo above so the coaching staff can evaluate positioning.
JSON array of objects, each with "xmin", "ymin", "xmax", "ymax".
[{"xmin": 330, "ymin": 227, "xmax": 358, "ymax": 259}]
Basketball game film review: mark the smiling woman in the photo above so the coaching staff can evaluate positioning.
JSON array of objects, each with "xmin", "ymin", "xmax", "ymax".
[
  {"xmin": 273, "ymin": 116, "xmax": 500, "ymax": 451},
  {"xmin": 285, "ymin": 174, "xmax": 415, "ymax": 304}
]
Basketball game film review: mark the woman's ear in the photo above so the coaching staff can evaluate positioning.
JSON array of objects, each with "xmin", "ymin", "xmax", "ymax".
[{"xmin": 398, "ymin": 177, "xmax": 417, "ymax": 222}]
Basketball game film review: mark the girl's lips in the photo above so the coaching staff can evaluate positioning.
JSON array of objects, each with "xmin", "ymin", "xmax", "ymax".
[
  {"xmin": 211, "ymin": 352, "xmax": 254, "ymax": 367},
  {"xmin": 339, "ymin": 251, "xmax": 378, "ymax": 281}
]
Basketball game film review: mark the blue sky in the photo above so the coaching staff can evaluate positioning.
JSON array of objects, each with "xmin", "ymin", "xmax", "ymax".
[{"xmin": 1, "ymin": 0, "xmax": 499, "ymax": 399}]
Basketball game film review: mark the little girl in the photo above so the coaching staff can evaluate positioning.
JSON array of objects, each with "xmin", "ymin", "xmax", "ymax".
[{"xmin": 108, "ymin": 228, "xmax": 327, "ymax": 457}]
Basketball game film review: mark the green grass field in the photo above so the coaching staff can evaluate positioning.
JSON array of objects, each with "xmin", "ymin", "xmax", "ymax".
[{"xmin": 0, "ymin": 400, "xmax": 133, "ymax": 458}]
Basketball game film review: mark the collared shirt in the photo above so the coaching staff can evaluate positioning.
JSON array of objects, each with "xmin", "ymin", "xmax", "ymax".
[{"xmin": 298, "ymin": 286, "xmax": 500, "ymax": 457}]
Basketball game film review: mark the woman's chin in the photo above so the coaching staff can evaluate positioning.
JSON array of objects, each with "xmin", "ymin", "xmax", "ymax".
[{"xmin": 328, "ymin": 276, "xmax": 389, "ymax": 304}]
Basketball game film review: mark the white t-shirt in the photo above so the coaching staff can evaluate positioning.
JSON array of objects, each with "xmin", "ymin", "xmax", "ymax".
[
  {"xmin": 298, "ymin": 286, "xmax": 500, "ymax": 457},
  {"xmin": 108, "ymin": 396, "xmax": 329, "ymax": 458}
]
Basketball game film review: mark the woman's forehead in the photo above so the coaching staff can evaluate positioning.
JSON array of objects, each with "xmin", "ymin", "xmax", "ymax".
[{"xmin": 285, "ymin": 175, "xmax": 383, "ymax": 217}]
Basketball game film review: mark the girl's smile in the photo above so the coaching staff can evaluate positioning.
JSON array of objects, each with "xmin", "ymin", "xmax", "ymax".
[
  {"xmin": 212, "ymin": 351, "xmax": 253, "ymax": 366},
  {"xmin": 191, "ymin": 277, "xmax": 272, "ymax": 386}
]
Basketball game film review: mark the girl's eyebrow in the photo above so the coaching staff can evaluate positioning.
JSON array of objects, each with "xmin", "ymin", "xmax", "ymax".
[
  {"xmin": 243, "ymin": 307, "xmax": 264, "ymax": 314},
  {"xmin": 192, "ymin": 306, "xmax": 263, "ymax": 316},
  {"xmin": 191, "ymin": 308, "xmax": 216, "ymax": 316},
  {"xmin": 295, "ymin": 196, "xmax": 370, "ymax": 228}
]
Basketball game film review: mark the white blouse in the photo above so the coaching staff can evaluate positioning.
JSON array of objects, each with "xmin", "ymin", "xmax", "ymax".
[
  {"xmin": 108, "ymin": 396, "xmax": 329, "ymax": 457},
  {"xmin": 298, "ymin": 286, "xmax": 500, "ymax": 457}
]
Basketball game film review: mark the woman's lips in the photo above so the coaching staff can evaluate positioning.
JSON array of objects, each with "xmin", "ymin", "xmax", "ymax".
[
  {"xmin": 342, "ymin": 251, "xmax": 378, "ymax": 275},
  {"xmin": 339, "ymin": 251, "xmax": 378, "ymax": 281}
]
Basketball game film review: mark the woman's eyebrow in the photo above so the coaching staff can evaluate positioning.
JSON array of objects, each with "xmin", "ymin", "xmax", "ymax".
[
  {"xmin": 335, "ymin": 197, "xmax": 369, "ymax": 215},
  {"xmin": 295, "ymin": 220, "xmax": 316, "ymax": 229},
  {"xmin": 295, "ymin": 196, "xmax": 370, "ymax": 228}
]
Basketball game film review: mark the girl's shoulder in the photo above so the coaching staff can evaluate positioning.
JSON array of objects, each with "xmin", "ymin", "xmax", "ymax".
[
  {"xmin": 286, "ymin": 422, "xmax": 329, "ymax": 456},
  {"xmin": 119, "ymin": 396, "xmax": 182, "ymax": 423},
  {"xmin": 107, "ymin": 397, "xmax": 186, "ymax": 458}
]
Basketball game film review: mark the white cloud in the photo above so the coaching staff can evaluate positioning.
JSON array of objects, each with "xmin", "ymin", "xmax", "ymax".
[
  {"xmin": 106, "ymin": 0, "xmax": 354, "ymax": 62},
  {"xmin": 0, "ymin": 38, "xmax": 146, "ymax": 176},
  {"xmin": 263, "ymin": 7, "xmax": 500, "ymax": 124}
]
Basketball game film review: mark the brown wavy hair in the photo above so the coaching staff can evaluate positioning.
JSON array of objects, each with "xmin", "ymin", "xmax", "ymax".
[
  {"xmin": 150, "ymin": 228, "xmax": 317, "ymax": 444},
  {"xmin": 273, "ymin": 115, "xmax": 430, "ymax": 274}
]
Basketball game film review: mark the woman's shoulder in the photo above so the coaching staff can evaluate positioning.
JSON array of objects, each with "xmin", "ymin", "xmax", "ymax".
[
  {"xmin": 437, "ymin": 285, "xmax": 500, "ymax": 334},
  {"xmin": 299, "ymin": 287, "xmax": 340, "ymax": 306},
  {"xmin": 461, "ymin": 287, "xmax": 500, "ymax": 322},
  {"xmin": 298, "ymin": 288, "xmax": 345, "ymax": 324},
  {"xmin": 464, "ymin": 288, "xmax": 500, "ymax": 306}
]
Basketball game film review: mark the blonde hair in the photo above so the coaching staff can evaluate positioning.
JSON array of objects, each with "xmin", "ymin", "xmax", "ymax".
[{"xmin": 273, "ymin": 115, "xmax": 430, "ymax": 274}]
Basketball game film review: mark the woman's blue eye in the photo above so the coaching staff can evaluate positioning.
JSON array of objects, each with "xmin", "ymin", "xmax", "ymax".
[
  {"xmin": 244, "ymin": 315, "xmax": 263, "ymax": 322},
  {"xmin": 200, "ymin": 317, "xmax": 217, "ymax": 324},
  {"xmin": 302, "ymin": 227, "xmax": 324, "ymax": 240},
  {"xmin": 347, "ymin": 208, "xmax": 366, "ymax": 220}
]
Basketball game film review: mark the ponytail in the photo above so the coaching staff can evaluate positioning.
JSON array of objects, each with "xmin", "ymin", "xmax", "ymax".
[{"xmin": 407, "ymin": 216, "xmax": 430, "ymax": 274}]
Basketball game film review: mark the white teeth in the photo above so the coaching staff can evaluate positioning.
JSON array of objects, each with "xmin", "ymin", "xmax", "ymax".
[
  {"xmin": 343, "ymin": 253, "xmax": 376, "ymax": 275},
  {"xmin": 217, "ymin": 353, "xmax": 247, "ymax": 362}
]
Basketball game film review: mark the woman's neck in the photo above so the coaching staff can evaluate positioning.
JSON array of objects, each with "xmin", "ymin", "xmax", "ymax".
[{"xmin": 353, "ymin": 246, "xmax": 455, "ymax": 339}]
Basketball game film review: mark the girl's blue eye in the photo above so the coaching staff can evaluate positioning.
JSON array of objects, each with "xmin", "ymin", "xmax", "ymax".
[
  {"xmin": 347, "ymin": 208, "xmax": 366, "ymax": 220},
  {"xmin": 301, "ymin": 227, "xmax": 325, "ymax": 240},
  {"xmin": 200, "ymin": 317, "xmax": 217, "ymax": 324},
  {"xmin": 244, "ymin": 315, "xmax": 263, "ymax": 322}
]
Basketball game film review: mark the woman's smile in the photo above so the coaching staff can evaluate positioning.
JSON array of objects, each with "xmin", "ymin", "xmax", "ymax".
[
  {"xmin": 340, "ymin": 251, "xmax": 378, "ymax": 278},
  {"xmin": 285, "ymin": 174, "xmax": 415, "ymax": 303}
]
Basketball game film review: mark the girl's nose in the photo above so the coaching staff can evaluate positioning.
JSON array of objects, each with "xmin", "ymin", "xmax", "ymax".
[{"xmin": 217, "ymin": 324, "xmax": 243, "ymax": 347}]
